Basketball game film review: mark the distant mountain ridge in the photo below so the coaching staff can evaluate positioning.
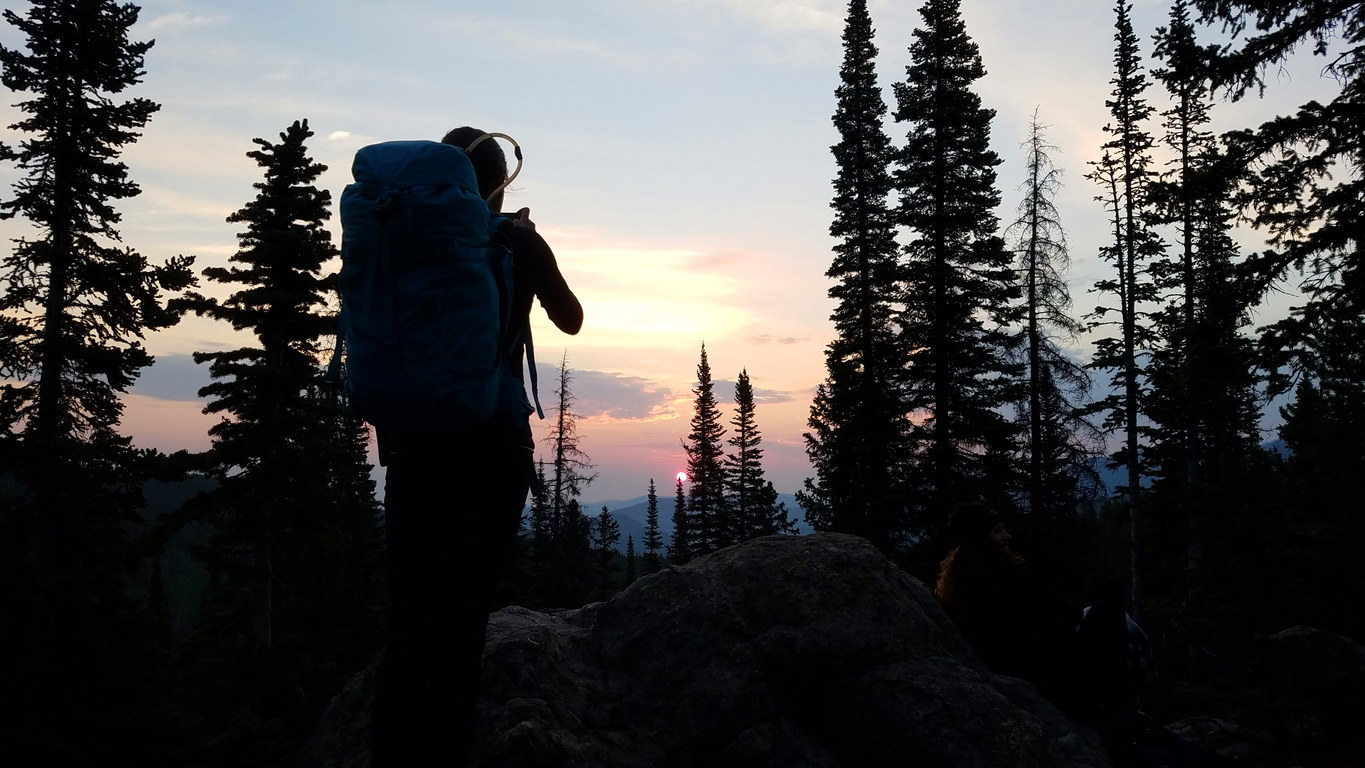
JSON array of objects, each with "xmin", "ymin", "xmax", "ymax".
[
  {"xmin": 572, "ymin": 493, "xmax": 809, "ymax": 554},
  {"xmin": 1089, "ymin": 439, "xmax": 1287, "ymax": 496},
  {"xmin": 583, "ymin": 438, "xmax": 1290, "ymax": 553}
]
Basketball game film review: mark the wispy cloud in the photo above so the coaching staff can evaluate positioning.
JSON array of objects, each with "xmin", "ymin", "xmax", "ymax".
[
  {"xmin": 534, "ymin": 365, "xmax": 679, "ymax": 422},
  {"xmin": 147, "ymin": 13, "xmax": 227, "ymax": 32},
  {"xmin": 731, "ymin": 0, "xmax": 843, "ymax": 31},
  {"xmin": 350, "ymin": 7, "xmax": 646, "ymax": 68},
  {"xmin": 750, "ymin": 333, "xmax": 805, "ymax": 345},
  {"xmin": 656, "ymin": 0, "xmax": 842, "ymax": 33},
  {"xmin": 527, "ymin": 363, "xmax": 799, "ymax": 427},
  {"xmin": 325, "ymin": 130, "xmax": 377, "ymax": 152}
]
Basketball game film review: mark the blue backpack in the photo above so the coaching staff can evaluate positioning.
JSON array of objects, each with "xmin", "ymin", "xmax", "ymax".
[{"xmin": 332, "ymin": 139, "xmax": 539, "ymax": 431}]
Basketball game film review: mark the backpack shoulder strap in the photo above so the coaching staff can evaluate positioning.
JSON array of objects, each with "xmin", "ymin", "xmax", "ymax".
[{"xmin": 491, "ymin": 221, "xmax": 545, "ymax": 420}]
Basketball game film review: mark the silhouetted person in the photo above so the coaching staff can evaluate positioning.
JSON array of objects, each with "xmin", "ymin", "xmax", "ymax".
[
  {"xmin": 934, "ymin": 503, "xmax": 1081, "ymax": 710},
  {"xmin": 1078, "ymin": 573, "xmax": 1155, "ymax": 721},
  {"xmin": 935, "ymin": 508, "xmax": 1231, "ymax": 767},
  {"xmin": 370, "ymin": 126, "xmax": 582, "ymax": 768},
  {"xmin": 1075, "ymin": 574, "xmax": 1224, "ymax": 768}
]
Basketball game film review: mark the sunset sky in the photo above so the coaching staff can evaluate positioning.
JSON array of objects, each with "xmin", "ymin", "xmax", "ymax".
[{"xmin": 0, "ymin": 0, "xmax": 1340, "ymax": 502}]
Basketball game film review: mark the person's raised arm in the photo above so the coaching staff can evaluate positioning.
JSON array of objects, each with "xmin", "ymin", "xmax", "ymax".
[{"xmin": 507, "ymin": 217, "xmax": 582, "ymax": 335}]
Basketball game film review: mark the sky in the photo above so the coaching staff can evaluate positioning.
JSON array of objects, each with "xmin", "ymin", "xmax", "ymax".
[{"xmin": 0, "ymin": 0, "xmax": 1344, "ymax": 503}]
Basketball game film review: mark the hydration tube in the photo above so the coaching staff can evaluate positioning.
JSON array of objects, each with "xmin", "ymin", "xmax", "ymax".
[{"xmin": 464, "ymin": 132, "xmax": 522, "ymax": 203}]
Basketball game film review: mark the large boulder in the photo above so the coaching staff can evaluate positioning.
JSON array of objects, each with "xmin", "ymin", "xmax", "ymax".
[
  {"xmin": 1256, "ymin": 625, "xmax": 1365, "ymax": 752},
  {"xmin": 301, "ymin": 533, "xmax": 1110, "ymax": 767},
  {"xmin": 1171, "ymin": 625, "xmax": 1365, "ymax": 765}
]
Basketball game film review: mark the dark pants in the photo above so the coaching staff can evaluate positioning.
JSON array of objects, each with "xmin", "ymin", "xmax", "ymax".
[{"xmin": 370, "ymin": 436, "xmax": 530, "ymax": 768}]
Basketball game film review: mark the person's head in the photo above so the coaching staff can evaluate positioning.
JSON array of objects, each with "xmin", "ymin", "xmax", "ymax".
[
  {"xmin": 935, "ymin": 503, "xmax": 1021, "ymax": 608},
  {"xmin": 948, "ymin": 502, "xmax": 1011, "ymax": 556},
  {"xmin": 441, "ymin": 126, "xmax": 508, "ymax": 210}
]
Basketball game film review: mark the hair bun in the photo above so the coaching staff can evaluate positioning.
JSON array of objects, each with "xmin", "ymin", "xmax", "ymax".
[{"xmin": 947, "ymin": 502, "xmax": 1001, "ymax": 546}]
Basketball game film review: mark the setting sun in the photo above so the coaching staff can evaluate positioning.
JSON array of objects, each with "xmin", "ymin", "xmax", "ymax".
[{"xmin": 676, "ymin": 472, "xmax": 688, "ymax": 483}]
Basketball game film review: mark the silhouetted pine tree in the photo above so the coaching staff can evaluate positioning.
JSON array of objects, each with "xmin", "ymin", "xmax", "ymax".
[
  {"xmin": 0, "ymin": 2, "xmax": 195, "ymax": 761},
  {"xmin": 669, "ymin": 476, "xmax": 693, "ymax": 564},
  {"xmin": 724, "ymin": 369, "xmax": 794, "ymax": 540},
  {"xmin": 540, "ymin": 353, "xmax": 596, "ymax": 605},
  {"xmin": 318, "ymin": 398, "xmax": 386, "ymax": 662},
  {"xmin": 1146, "ymin": 0, "xmax": 1217, "ymax": 521},
  {"xmin": 528, "ymin": 460, "xmax": 552, "ymax": 560},
  {"xmin": 175, "ymin": 119, "xmax": 383, "ymax": 765},
  {"xmin": 759, "ymin": 479, "xmax": 796, "ymax": 537},
  {"xmin": 1192, "ymin": 0, "xmax": 1362, "ymax": 357},
  {"xmin": 1085, "ymin": 0, "xmax": 1164, "ymax": 619},
  {"xmin": 545, "ymin": 353, "xmax": 595, "ymax": 535},
  {"xmin": 324, "ymin": 355, "xmax": 386, "ymax": 603},
  {"xmin": 556, "ymin": 499, "xmax": 594, "ymax": 606},
  {"xmin": 683, "ymin": 343, "xmax": 729, "ymax": 553},
  {"xmin": 1146, "ymin": 1, "xmax": 1264, "ymax": 632},
  {"xmin": 593, "ymin": 504, "xmax": 620, "ymax": 550},
  {"xmin": 1272, "ymin": 375, "xmax": 1365, "ymax": 640},
  {"xmin": 802, "ymin": 0, "xmax": 912, "ymax": 553},
  {"xmin": 1005, "ymin": 111, "xmax": 1101, "ymax": 518},
  {"xmin": 642, "ymin": 478, "xmax": 664, "ymax": 573},
  {"xmin": 500, "ymin": 458, "xmax": 553, "ymax": 605},
  {"xmin": 592, "ymin": 505, "xmax": 621, "ymax": 595},
  {"xmin": 1192, "ymin": 2, "xmax": 1364, "ymax": 638},
  {"xmin": 625, "ymin": 535, "xmax": 638, "ymax": 584},
  {"xmin": 892, "ymin": 0, "xmax": 1023, "ymax": 539}
]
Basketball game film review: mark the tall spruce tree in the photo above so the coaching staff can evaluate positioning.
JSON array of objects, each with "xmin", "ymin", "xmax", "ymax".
[
  {"xmin": 892, "ymin": 0, "xmax": 1023, "ymax": 538},
  {"xmin": 504, "ymin": 458, "xmax": 555, "ymax": 606},
  {"xmin": 1005, "ymin": 112, "xmax": 1101, "ymax": 517},
  {"xmin": 1147, "ymin": 0, "xmax": 1217, "ymax": 527},
  {"xmin": 1086, "ymin": 0, "xmax": 1165, "ymax": 619},
  {"xmin": 1191, "ymin": 0, "xmax": 1362, "ymax": 342},
  {"xmin": 669, "ymin": 475, "xmax": 693, "ymax": 564},
  {"xmin": 528, "ymin": 460, "xmax": 553, "ymax": 561},
  {"xmin": 724, "ymin": 369, "xmax": 794, "ymax": 540},
  {"xmin": 177, "ymin": 119, "xmax": 383, "ymax": 764},
  {"xmin": 592, "ymin": 505, "xmax": 621, "ymax": 595},
  {"xmin": 564, "ymin": 499, "xmax": 593, "ymax": 593},
  {"xmin": 1272, "ymin": 373, "xmax": 1365, "ymax": 640},
  {"xmin": 1192, "ymin": 3, "xmax": 1363, "ymax": 636},
  {"xmin": 1150, "ymin": 3, "xmax": 1211, "ymax": 427},
  {"xmin": 1146, "ymin": 1, "xmax": 1265, "ymax": 626},
  {"xmin": 0, "ymin": 2, "xmax": 195, "ymax": 761},
  {"xmin": 625, "ymin": 535, "xmax": 638, "ymax": 584},
  {"xmin": 802, "ymin": 0, "xmax": 912, "ymax": 553},
  {"xmin": 642, "ymin": 478, "xmax": 664, "ymax": 573},
  {"xmin": 683, "ymin": 343, "xmax": 728, "ymax": 553}
]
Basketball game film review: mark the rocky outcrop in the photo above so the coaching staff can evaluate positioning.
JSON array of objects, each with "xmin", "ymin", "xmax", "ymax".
[
  {"xmin": 1256, "ymin": 625, "xmax": 1365, "ymax": 752},
  {"xmin": 1171, "ymin": 625, "xmax": 1365, "ymax": 766},
  {"xmin": 300, "ymin": 533, "xmax": 1110, "ymax": 767}
]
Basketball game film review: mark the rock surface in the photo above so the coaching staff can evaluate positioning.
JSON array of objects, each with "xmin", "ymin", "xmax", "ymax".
[
  {"xmin": 1176, "ymin": 625, "xmax": 1365, "ymax": 765},
  {"xmin": 300, "ymin": 533, "xmax": 1111, "ymax": 767}
]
